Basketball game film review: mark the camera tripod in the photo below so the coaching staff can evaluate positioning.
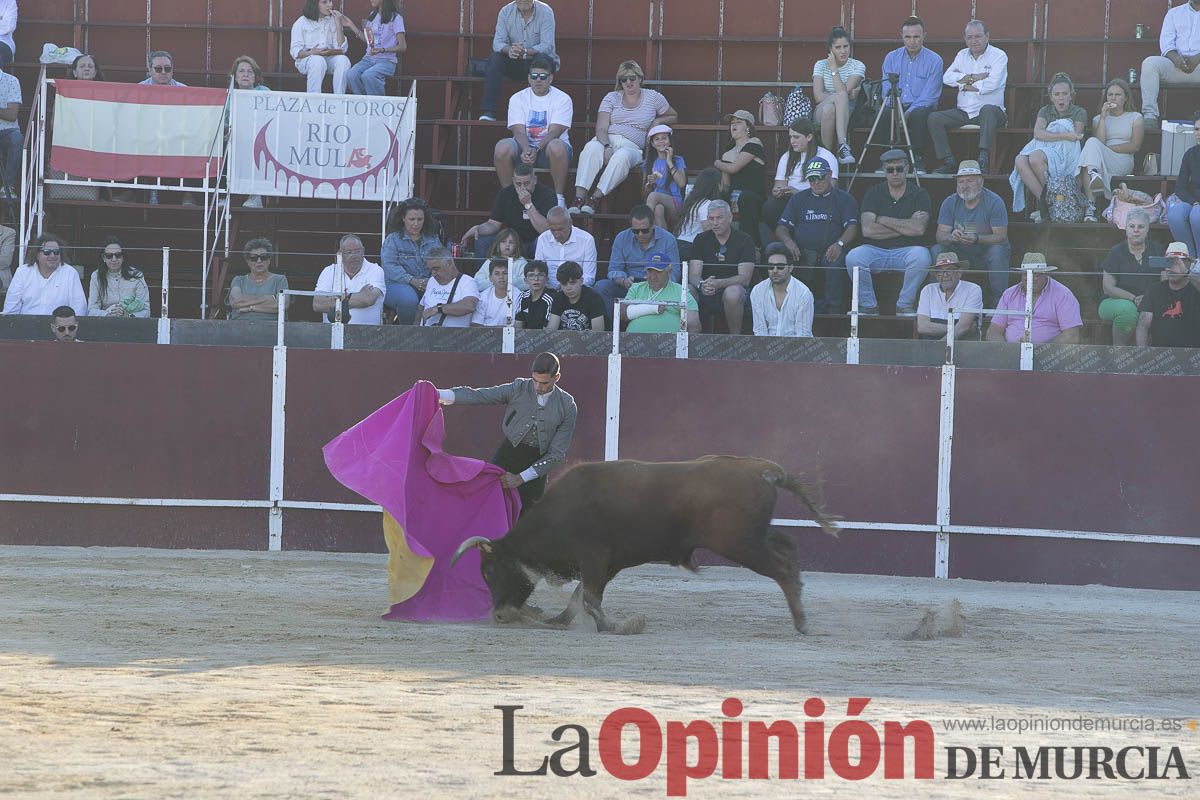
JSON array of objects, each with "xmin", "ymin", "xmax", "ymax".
[{"xmin": 848, "ymin": 74, "xmax": 920, "ymax": 190}]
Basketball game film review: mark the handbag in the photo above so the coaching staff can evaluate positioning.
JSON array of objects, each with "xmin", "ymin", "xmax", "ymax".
[
  {"xmin": 759, "ymin": 92, "xmax": 783, "ymax": 127},
  {"xmin": 1103, "ymin": 183, "xmax": 1164, "ymax": 228},
  {"xmin": 783, "ymin": 85, "xmax": 812, "ymax": 125}
]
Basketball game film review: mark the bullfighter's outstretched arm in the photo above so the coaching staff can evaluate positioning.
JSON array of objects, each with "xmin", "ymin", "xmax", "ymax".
[{"xmin": 438, "ymin": 381, "xmax": 520, "ymax": 406}]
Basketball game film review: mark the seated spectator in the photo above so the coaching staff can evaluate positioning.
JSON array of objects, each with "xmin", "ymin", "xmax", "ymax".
[
  {"xmin": 751, "ymin": 242, "xmax": 815, "ymax": 338},
  {"xmin": 986, "ymin": 253, "xmax": 1082, "ymax": 344},
  {"xmin": 571, "ymin": 60, "xmax": 677, "ymax": 215},
  {"xmin": 931, "ymin": 160, "xmax": 1011, "ymax": 305},
  {"xmin": 1077, "ymin": 78, "xmax": 1143, "ymax": 223},
  {"xmin": 1137, "ymin": 241, "xmax": 1200, "ymax": 347},
  {"xmin": 417, "ymin": 248, "xmax": 480, "ymax": 327},
  {"xmin": 675, "ymin": 167, "xmax": 723, "ymax": 264},
  {"xmin": 546, "ymin": 260, "xmax": 605, "ymax": 331},
  {"xmin": 461, "ymin": 163, "xmax": 555, "ymax": 259},
  {"xmin": 1099, "ymin": 209, "xmax": 1165, "ymax": 346},
  {"xmin": 762, "ymin": 119, "xmax": 838, "ymax": 240},
  {"xmin": 474, "ymin": 228, "xmax": 528, "ymax": 294},
  {"xmin": 88, "ymin": 236, "xmax": 151, "ymax": 318},
  {"xmin": 341, "ymin": 0, "xmax": 406, "ymax": 96},
  {"xmin": 713, "ymin": 110, "xmax": 768, "ymax": 247},
  {"xmin": 535, "ymin": 206, "xmax": 597, "ymax": 288},
  {"xmin": 929, "ymin": 20, "xmax": 1007, "ymax": 175},
  {"xmin": 313, "ymin": 235, "xmax": 386, "ymax": 324},
  {"xmin": 381, "ymin": 199, "xmax": 441, "ymax": 324},
  {"xmin": 916, "ymin": 251, "xmax": 983, "ymax": 340},
  {"xmin": 775, "ymin": 157, "xmax": 859, "ymax": 314},
  {"xmin": 471, "ymin": 260, "xmax": 512, "ymax": 327},
  {"xmin": 229, "ymin": 238, "xmax": 289, "ymax": 321},
  {"xmin": 290, "ymin": 0, "xmax": 351, "ymax": 95},
  {"xmin": 515, "ymin": 259, "xmax": 552, "ymax": 329},
  {"xmin": 0, "ymin": 222, "xmax": 14, "ymax": 291},
  {"xmin": 51, "ymin": 306, "xmax": 80, "ymax": 342},
  {"xmin": 1167, "ymin": 112, "xmax": 1200, "ymax": 255},
  {"xmin": 621, "ymin": 253, "xmax": 699, "ymax": 333},
  {"xmin": 0, "ymin": 60, "xmax": 20, "ymax": 199},
  {"xmin": 71, "ymin": 54, "xmax": 105, "ymax": 81},
  {"xmin": 813, "ymin": 26, "xmax": 866, "ymax": 165},
  {"xmin": 480, "ymin": 0, "xmax": 559, "ymax": 122},
  {"xmin": 880, "ymin": 16, "xmax": 942, "ymax": 173},
  {"xmin": 1140, "ymin": 1, "xmax": 1200, "ymax": 125},
  {"xmin": 0, "ymin": 1, "xmax": 14, "ymax": 68},
  {"xmin": 495, "ymin": 54, "xmax": 572, "ymax": 204},
  {"xmin": 1010, "ymin": 73, "xmax": 1085, "ymax": 218},
  {"xmin": 689, "ymin": 199, "xmax": 755, "ymax": 333},
  {"xmin": 2, "ymin": 233, "xmax": 86, "ymax": 316},
  {"xmin": 845, "ymin": 149, "xmax": 931, "ymax": 315},
  {"xmin": 642, "ymin": 125, "xmax": 685, "ymax": 230},
  {"xmin": 230, "ymin": 55, "xmax": 270, "ymax": 91},
  {"xmin": 140, "ymin": 51, "xmax": 187, "ymax": 86},
  {"xmin": 594, "ymin": 204, "xmax": 681, "ymax": 324}
]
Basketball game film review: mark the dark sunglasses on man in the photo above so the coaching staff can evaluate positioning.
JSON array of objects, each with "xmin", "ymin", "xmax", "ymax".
[{"xmin": 153, "ymin": 65, "xmax": 173, "ymax": 73}]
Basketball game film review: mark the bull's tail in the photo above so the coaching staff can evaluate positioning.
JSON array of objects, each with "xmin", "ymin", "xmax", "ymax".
[{"xmin": 766, "ymin": 467, "xmax": 840, "ymax": 538}]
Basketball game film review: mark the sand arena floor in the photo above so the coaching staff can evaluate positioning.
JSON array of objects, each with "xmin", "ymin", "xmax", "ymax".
[{"xmin": 1, "ymin": 545, "xmax": 1197, "ymax": 798}]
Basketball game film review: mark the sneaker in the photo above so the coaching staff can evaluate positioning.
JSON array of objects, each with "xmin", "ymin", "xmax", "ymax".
[
  {"xmin": 895, "ymin": 306, "xmax": 917, "ymax": 317},
  {"xmin": 1083, "ymin": 205, "xmax": 1097, "ymax": 223},
  {"xmin": 578, "ymin": 204, "xmax": 595, "ymax": 216},
  {"xmin": 837, "ymin": 142, "xmax": 856, "ymax": 165},
  {"xmin": 1029, "ymin": 210, "xmax": 1042, "ymax": 223},
  {"xmin": 243, "ymin": 194, "xmax": 263, "ymax": 209},
  {"xmin": 478, "ymin": 114, "xmax": 496, "ymax": 122},
  {"xmin": 567, "ymin": 205, "xmax": 582, "ymax": 216},
  {"xmin": 932, "ymin": 161, "xmax": 957, "ymax": 175},
  {"xmin": 1142, "ymin": 114, "xmax": 1159, "ymax": 128}
]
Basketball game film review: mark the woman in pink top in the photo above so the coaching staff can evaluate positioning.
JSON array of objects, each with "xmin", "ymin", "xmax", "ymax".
[{"xmin": 341, "ymin": 0, "xmax": 407, "ymax": 96}]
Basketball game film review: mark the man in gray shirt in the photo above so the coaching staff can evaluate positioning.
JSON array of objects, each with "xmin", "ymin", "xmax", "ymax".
[
  {"xmin": 481, "ymin": 0, "xmax": 558, "ymax": 121},
  {"xmin": 437, "ymin": 351, "xmax": 576, "ymax": 511}
]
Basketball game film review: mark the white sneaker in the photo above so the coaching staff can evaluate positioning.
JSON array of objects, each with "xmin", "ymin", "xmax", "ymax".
[
  {"xmin": 479, "ymin": 114, "xmax": 496, "ymax": 122},
  {"xmin": 837, "ymin": 143, "xmax": 856, "ymax": 165},
  {"xmin": 243, "ymin": 195, "xmax": 263, "ymax": 209},
  {"xmin": 1029, "ymin": 210, "xmax": 1042, "ymax": 223}
]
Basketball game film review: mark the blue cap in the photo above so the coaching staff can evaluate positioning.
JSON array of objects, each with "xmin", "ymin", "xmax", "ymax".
[
  {"xmin": 645, "ymin": 252, "xmax": 672, "ymax": 270},
  {"xmin": 803, "ymin": 157, "xmax": 832, "ymax": 178}
]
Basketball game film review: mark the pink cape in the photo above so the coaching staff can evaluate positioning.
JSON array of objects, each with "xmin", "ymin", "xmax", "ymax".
[{"xmin": 322, "ymin": 381, "xmax": 520, "ymax": 621}]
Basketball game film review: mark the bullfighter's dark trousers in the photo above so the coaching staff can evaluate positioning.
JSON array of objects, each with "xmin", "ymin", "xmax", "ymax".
[{"xmin": 491, "ymin": 440, "xmax": 547, "ymax": 515}]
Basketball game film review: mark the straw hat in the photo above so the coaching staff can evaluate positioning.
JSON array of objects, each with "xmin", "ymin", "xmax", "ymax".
[
  {"xmin": 1165, "ymin": 241, "xmax": 1195, "ymax": 260},
  {"xmin": 954, "ymin": 160, "xmax": 983, "ymax": 177},
  {"xmin": 930, "ymin": 251, "xmax": 969, "ymax": 270},
  {"xmin": 1014, "ymin": 252, "xmax": 1057, "ymax": 273}
]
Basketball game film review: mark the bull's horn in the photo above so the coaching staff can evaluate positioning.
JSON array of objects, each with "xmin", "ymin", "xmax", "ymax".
[{"xmin": 449, "ymin": 536, "xmax": 493, "ymax": 568}]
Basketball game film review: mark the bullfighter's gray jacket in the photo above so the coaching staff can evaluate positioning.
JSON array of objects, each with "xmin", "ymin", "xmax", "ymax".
[{"xmin": 450, "ymin": 378, "xmax": 577, "ymax": 479}]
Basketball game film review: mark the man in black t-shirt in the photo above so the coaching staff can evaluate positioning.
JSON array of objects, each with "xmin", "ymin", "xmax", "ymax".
[
  {"xmin": 687, "ymin": 199, "xmax": 755, "ymax": 333},
  {"xmin": 459, "ymin": 164, "xmax": 557, "ymax": 259},
  {"xmin": 515, "ymin": 260, "xmax": 553, "ymax": 329},
  {"xmin": 547, "ymin": 260, "xmax": 606, "ymax": 331},
  {"xmin": 1136, "ymin": 242, "xmax": 1200, "ymax": 348},
  {"xmin": 775, "ymin": 157, "xmax": 859, "ymax": 314}
]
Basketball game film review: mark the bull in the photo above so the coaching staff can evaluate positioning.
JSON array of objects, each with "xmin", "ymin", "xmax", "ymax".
[{"xmin": 450, "ymin": 455, "xmax": 838, "ymax": 633}]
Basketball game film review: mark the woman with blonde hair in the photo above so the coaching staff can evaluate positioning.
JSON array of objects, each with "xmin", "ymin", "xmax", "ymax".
[
  {"xmin": 1077, "ymin": 78, "xmax": 1144, "ymax": 222},
  {"xmin": 1010, "ymin": 72, "xmax": 1086, "ymax": 218}
]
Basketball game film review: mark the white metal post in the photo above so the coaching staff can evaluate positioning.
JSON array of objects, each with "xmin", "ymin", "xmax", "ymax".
[
  {"xmin": 268, "ymin": 342, "xmax": 287, "ymax": 551},
  {"xmin": 847, "ymin": 264, "xmax": 861, "ymax": 365},
  {"xmin": 945, "ymin": 308, "xmax": 956, "ymax": 365},
  {"xmin": 1020, "ymin": 268, "xmax": 1035, "ymax": 371},
  {"xmin": 611, "ymin": 300, "xmax": 621, "ymax": 355},
  {"xmin": 934, "ymin": 363, "xmax": 956, "ymax": 579},
  {"xmin": 157, "ymin": 247, "xmax": 171, "ymax": 344},
  {"xmin": 502, "ymin": 256, "xmax": 516, "ymax": 354},
  {"xmin": 675, "ymin": 293, "xmax": 688, "ymax": 359},
  {"xmin": 604, "ymin": 353, "xmax": 622, "ymax": 461},
  {"xmin": 331, "ymin": 252, "xmax": 345, "ymax": 349}
]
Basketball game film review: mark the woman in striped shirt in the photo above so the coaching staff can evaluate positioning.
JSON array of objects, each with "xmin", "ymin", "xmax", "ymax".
[{"xmin": 812, "ymin": 26, "xmax": 866, "ymax": 166}]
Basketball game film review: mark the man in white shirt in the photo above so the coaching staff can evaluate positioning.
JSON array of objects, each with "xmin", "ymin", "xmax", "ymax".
[
  {"xmin": 313, "ymin": 234, "xmax": 386, "ymax": 325},
  {"xmin": 2, "ymin": 234, "xmax": 86, "ymax": 316},
  {"xmin": 916, "ymin": 250, "xmax": 983, "ymax": 340},
  {"xmin": 534, "ymin": 206, "xmax": 597, "ymax": 288},
  {"xmin": 928, "ymin": 20, "xmax": 1007, "ymax": 176},
  {"xmin": 1141, "ymin": 0, "xmax": 1200, "ymax": 124},
  {"xmin": 416, "ymin": 248, "xmax": 480, "ymax": 327},
  {"xmin": 494, "ymin": 54, "xmax": 573, "ymax": 203},
  {"xmin": 751, "ymin": 243, "xmax": 814, "ymax": 338},
  {"xmin": 471, "ymin": 260, "xmax": 514, "ymax": 326},
  {"xmin": 0, "ymin": 0, "xmax": 17, "ymax": 68}
]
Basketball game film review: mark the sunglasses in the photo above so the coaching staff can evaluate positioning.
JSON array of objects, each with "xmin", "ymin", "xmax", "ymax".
[
  {"xmin": 153, "ymin": 65, "xmax": 173, "ymax": 73},
  {"xmin": 767, "ymin": 263, "xmax": 791, "ymax": 270},
  {"xmin": 103, "ymin": 251, "xmax": 124, "ymax": 259},
  {"xmin": 619, "ymin": 75, "xmax": 640, "ymax": 84},
  {"xmin": 246, "ymin": 253, "xmax": 271, "ymax": 262},
  {"xmin": 884, "ymin": 166, "xmax": 907, "ymax": 174},
  {"xmin": 529, "ymin": 72, "xmax": 551, "ymax": 81},
  {"xmin": 41, "ymin": 248, "xmax": 62, "ymax": 256},
  {"xmin": 55, "ymin": 324, "xmax": 78, "ymax": 333},
  {"xmin": 716, "ymin": 245, "xmax": 727, "ymax": 262},
  {"xmin": 632, "ymin": 226, "xmax": 653, "ymax": 236}
]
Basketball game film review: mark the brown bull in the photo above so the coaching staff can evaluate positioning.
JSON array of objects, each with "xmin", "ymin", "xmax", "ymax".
[{"xmin": 450, "ymin": 455, "xmax": 838, "ymax": 633}]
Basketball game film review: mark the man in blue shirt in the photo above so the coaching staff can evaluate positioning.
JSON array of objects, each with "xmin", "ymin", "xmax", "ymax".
[
  {"xmin": 931, "ymin": 160, "xmax": 1011, "ymax": 305},
  {"xmin": 880, "ymin": 16, "xmax": 942, "ymax": 173},
  {"xmin": 775, "ymin": 157, "xmax": 859, "ymax": 314},
  {"xmin": 594, "ymin": 203, "xmax": 680, "ymax": 325}
]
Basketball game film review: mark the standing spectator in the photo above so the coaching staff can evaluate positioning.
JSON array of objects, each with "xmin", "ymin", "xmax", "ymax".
[
  {"xmin": 474, "ymin": 228, "xmax": 528, "ymax": 294},
  {"xmin": 675, "ymin": 167, "xmax": 723, "ymax": 264},
  {"xmin": 916, "ymin": 251, "xmax": 983, "ymax": 340},
  {"xmin": 471, "ymin": 260, "xmax": 512, "ymax": 327},
  {"xmin": 713, "ymin": 110, "xmax": 769, "ymax": 247},
  {"xmin": 494, "ymin": 54, "xmax": 572, "ymax": 204},
  {"xmin": 1140, "ymin": 0, "xmax": 1200, "ymax": 124},
  {"xmin": 594, "ymin": 204, "xmax": 680, "ymax": 325},
  {"xmin": 461, "ymin": 163, "xmax": 555, "ymax": 259},
  {"xmin": 546, "ymin": 261, "xmax": 605, "ymax": 331},
  {"xmin": 0, "ymin": 1, "xmax": 15, "ymax": 68},
  {"xmin": 480, "ymin": 0, "xmax": 559, "ymax": 122},
  {"xmin": 689, "ymin": 200, "xmax": 755, "ymax": 333},
  {"xmin": 534, "ymin": 207, "xmax": 597, "ymax": 288},
  {"xmin": 774, "ymin": 157, "xmax": 859, "ymax": 314},
  {"xmin": 140, "ymin": 51, "xmax": 187, "ymax": 86},
  {"xmin": 71, "ymin": 54, "xmax": 104, "ymax": 81},
  {"xmin": 571, "ymin": 60, "xmax": 677, "ymax": 215},
  {"xmin": 341, "ymin": 0, "xmax": 406, "ymax": 96},
  {"xmin": 762, "ymin": 119, "xmax": 838, "ymax": 238},
  {"xmin": 290, "ymin": 0, "xmax": 351, "ymax": 95},
  {"xmin": 228, "ymin": 238, "xmax": 289, "ymax": 322},
  {"xmin": 928, "ymin": 20, "xmax": 1008, "ymax": 175},
  {"xmin": 621, "ymin": 253, "xmax": 699, "ymax": 334},
  {"xmin": 1137, "ymin": 241, "xmax": 1200, "ymax": 347},
  {"xmin": 1077, "ymin": 79, "xmax": 1143, "ymax": 223},
  {"xmin": 751, "ymin": 242, "xmax": 815, "ymax": 338},
  {"xmin": 1099, "ymin": 209, "xmax": 1165, "ymax": 346},
  {"xmin": 845, "ymin": 149, "xmax": 931, "ymax": 315},
  {"xmin": 812, "ymin": 26, "xmax": 866, "ymax": 165},
  {"xmin": 0, "ymin": 60, "xmax": 19, "ymax": 199},
  {"xmin": 931, "ymin": 160, "xmax": 1011, "ymax": 304},
  {"xmin": 642, "ymin": 125, "xmax": 686, "ymax": 230},
  {"xmin": 2, "ymin": 233, "xmax": 86, "ymax": 317},
  {"xmin": 417, "ymin": 248, "xmax": 480, "ymax": 327},
  {"xmin": 515, "ymin": 260, "xmax": 552, "ymax": 329},
  {"xmin": 230, "ymin": 55, "xmax": 270, "ymax": 91},
  {"xmin": 87, "ymin": 236, "xmax": 151, "ymax": 318},
  {"xmin": 313, "ymin": 235, "xmax": 386, "ymax": 325},
  {"xmin": 381, "ymin": 199, "xmax": 442, "ymax": 324},
  {"xmin": 880, "ymin": 16, "xmax": 943, "ymax": 173},
  {"xmin": 986, "ymin": 254, "xmax": 1082, "ymax": 344},
  {"xmin": 50, "ymin": 306, "xmax": 80, "ymax": 342},
  {"xmin": 1010, "ymin": 73, "xmax": 1085, "ymax": 217},
  {"xmin": 1167, "ymin": 112, "xmax": 1200, "ymax": 255}
]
